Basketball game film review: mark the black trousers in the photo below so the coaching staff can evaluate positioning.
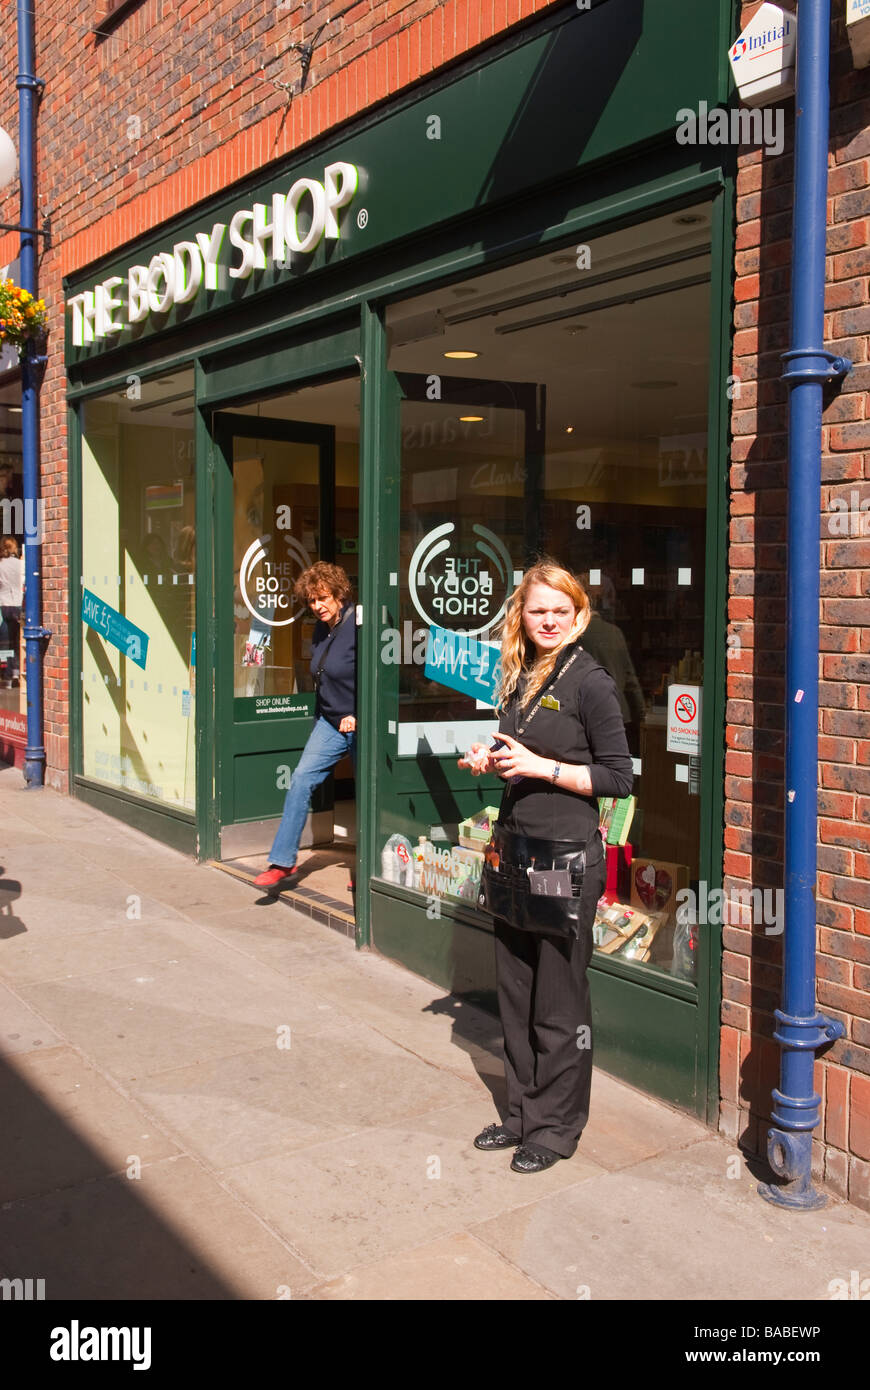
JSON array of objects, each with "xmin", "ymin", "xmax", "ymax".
[
  {"xmin": 0, "ymin": 606, "xmax": 20, "ymax": 678},
  {"xmin": 493, "ymin": 852, "xmax": 605, "ymax": 1157}
]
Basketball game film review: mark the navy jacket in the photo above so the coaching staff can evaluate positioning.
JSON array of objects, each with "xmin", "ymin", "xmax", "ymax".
[{"xmin": 310, "ymin": 602, "xmax": 356, "ymax": 729}]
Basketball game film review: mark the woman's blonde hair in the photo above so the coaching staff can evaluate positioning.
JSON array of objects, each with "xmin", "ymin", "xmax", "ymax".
[{"xmin": 492, "ymin": 560, "xmax": 590, "ymax": 711}]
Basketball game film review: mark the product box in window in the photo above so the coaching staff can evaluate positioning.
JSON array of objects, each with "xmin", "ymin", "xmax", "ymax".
[
  {"xmin": 458, "ymin": 806, "xmax": 501, "ymax": 850},
  {"xmin": 619, "ymin": 910, "xmax": 670, "ymax": 963},
  {"xmin": 592, "ymin": 900, "xmax": 653, "ymax": 955},
  {"xmin": 629, "ymin": 859, "xmax": 689, "ymax": 924}
]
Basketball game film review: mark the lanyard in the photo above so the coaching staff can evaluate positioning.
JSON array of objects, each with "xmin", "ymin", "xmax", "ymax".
[
  {"xmin": 514, "ymin": 644, "xmax": 583, "ymax": 735},
  {"xmin": 313, "ymin": 604, "xmax": 353, "ymax": 686}
]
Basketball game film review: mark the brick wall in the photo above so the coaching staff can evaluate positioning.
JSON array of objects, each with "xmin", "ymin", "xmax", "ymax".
[
  {"xmin": 724, "ymin": 0, "xmax": 870, "ymax": 1210},
  {"xmin": 0, "ymin": 0, "xmax": 563, "ymax": 791}
]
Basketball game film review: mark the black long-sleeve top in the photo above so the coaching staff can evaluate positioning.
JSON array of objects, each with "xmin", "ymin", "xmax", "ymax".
[
  {"xmin": 497, "ymin": 638, "xmax": 634, "ymax": 843},
  {"xmin": 310, "ymin": 602, "xmax": 357, "ymax": 729}
]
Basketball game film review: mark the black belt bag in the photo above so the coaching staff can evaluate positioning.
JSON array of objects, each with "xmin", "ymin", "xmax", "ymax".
[{"xmin": 478, "ymin": 822, "xmax": 604, "ymax": 939}]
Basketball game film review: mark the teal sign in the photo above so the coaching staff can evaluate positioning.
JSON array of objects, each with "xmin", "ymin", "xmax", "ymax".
[
  {"xmin": 81, "ymin": 589, "xmax": 150, "ymax": 670},
  {"xmin": 424, "ymin": 626, "xmax": 501, "ymax": 704}
]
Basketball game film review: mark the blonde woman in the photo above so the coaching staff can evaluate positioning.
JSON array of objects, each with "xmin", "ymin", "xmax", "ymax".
[{"xmin": 459, "ymin": 562, "xmax": 633, "ymax": 1172}]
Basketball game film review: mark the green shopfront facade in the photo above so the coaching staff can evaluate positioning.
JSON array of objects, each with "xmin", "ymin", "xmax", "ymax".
[{"xmin": 66, "ymin": 0, "xmax": 736, "ymax": 1121}]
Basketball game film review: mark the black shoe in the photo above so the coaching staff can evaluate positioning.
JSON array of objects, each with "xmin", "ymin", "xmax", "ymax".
[
  {"xmin": 510, "ymin": 1143, "xmax": 563, "ymax": 1173},
  {"xmin": 474, "ymin": 1123, "xmax": 521, "ymax": 1151}
]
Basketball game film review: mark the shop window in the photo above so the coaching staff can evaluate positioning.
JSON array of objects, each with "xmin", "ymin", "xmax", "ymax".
[
  {"xmin": 80, "ymin": 370, "xmax": 196, "ymax": 810},
  {"xmin": 0, "ymin": 393, "xmax": 26, "ymax": 736},
  {"xmin": 381, "ymin": 204, "xmax": 712, "ymax": 979}
]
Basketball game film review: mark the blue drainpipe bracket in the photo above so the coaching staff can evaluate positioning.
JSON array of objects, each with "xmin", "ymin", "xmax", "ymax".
[
  {"xmin": 771, "ymin": 1007, "xmax": 847, "ymax": 1051},
  {"xmin": 781, "ymin": 346, "xmax": 853, "ymax": 382}
]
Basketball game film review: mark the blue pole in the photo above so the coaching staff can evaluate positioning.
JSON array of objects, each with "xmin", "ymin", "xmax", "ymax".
[
  {"xmin": 759, "ymin": 0, "xmax": 849, "ymax": 1209},
  {"xmin": 16, "ymin": 0, "xmax": 49, "ymax": 788}
]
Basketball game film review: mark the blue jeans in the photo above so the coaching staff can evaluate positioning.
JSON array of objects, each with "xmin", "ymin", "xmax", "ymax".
[{"xmin": 268, "ymin": 716, "xmax": 356, "ymax": 868}]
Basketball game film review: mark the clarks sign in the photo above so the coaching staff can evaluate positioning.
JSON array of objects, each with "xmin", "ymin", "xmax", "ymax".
[{"xmin": 66, "ymin": 162, "xmax": 359, "ymax": 347}]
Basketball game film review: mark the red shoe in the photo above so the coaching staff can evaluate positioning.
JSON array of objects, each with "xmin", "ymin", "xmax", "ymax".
[{"xmin": 253, "ymin": 865, "xmax": 298, "ymax": 889}]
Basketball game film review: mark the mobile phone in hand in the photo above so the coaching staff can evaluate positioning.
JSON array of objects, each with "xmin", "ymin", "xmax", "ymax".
[{"xmin": 490, "ymin": 736, "xmax": 523, "ymax": 784}]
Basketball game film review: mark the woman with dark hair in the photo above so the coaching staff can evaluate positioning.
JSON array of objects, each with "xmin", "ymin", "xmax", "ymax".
[
  {"xmin": 254, "ymin": 562, "xmax": 357, "ymax": 891},
  {"xmin": 459, "ymin": 561, "xmax": 633, "ymax": 1172}
]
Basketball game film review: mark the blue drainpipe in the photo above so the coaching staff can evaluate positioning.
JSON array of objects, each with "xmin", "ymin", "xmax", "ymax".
[
  {"xmin": 758, "ymin": 0, "xmax": 850, "ymax": 1210},
  {"xmin": 16, "ymin": 0, "xmax": 50, "ymax": 788}
]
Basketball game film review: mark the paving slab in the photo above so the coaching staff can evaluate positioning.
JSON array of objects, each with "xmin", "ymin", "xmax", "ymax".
[
  {"xmin": 295, "ymin": 954, "xmax": 505, "ymax": 1089},
  {"xmin": 0, "ymin": 1153, "xmax": 311, "ymax": 1299},
  {"xmin": 580, "ymin": 1069, "xmax": 710, "ymax": 1170},
  {"xmin": 105, "ymin": 861, "xmax": 259, "ymax": 915},
  {"xmin": 469, "ymin": 1136, "xmax": 870, "ymax": 1301},
  {"xmin": 309, "ymin": 1230, "xmax": 554, "ymax": 1300},
  {"xmin": 0, "ymin": 820, "xmax": 52, "ymax": 846},
  {"xmin": 0, "ymin": 842, "xmax": 161, "ymax": 912},
  {"xmin": 191, "ymin": 902, "xmax": 357, "ymax": 977},
  {"xmin": 15, "ymin": 946, "xmax": 357, "ymax": 1083},
  {"xmin": 0, "ymin": 980, "xmax": 61, "ymax": 1055},
  {"xmin": 0, "ymin": 917, "xmax": 201, "ymax": 986},
  {"xmin": 126, "ymin": 1020, "xmax": 477, "ymax": 1169},
  {"xmin": 0, "ymin": 1045, "xmax": 180, "ymax": 1203},
  {"xmin": 225, "ymin": 1110, "xmax": 604, "ymax": 1282}
]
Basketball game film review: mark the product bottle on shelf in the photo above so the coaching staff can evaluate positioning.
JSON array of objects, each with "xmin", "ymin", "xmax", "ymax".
[
  {"xmin": 381, "ymin": 832, "xmax": 414, "ymax": 885},
  {"xmin": 413, "ymin": 835, "xmax": 429, "ymax": 888}
]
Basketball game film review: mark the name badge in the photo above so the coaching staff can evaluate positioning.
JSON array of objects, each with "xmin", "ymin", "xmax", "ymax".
[{"xmin": 540, "ymin": 695, "xmax": 560, "ymax": 710}]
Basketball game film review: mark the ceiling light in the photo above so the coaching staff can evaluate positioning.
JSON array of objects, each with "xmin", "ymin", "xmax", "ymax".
[
  {"xmin": 443, "ymin": 349, "xmax": 479, "ymax": 359},
  {"xmin": 460, "ymin": 415, "xmax": 484, "ymax": 422},
  {"xmin": 674, "ymin": 214, "xmax": 705, "ymax": 226},
  {"xmin": 565, "ymin": 425, "xmax": 574, "ymax": 434}
]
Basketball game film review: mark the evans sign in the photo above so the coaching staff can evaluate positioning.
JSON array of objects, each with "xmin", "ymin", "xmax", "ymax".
[{"xmin": 67, "ymin": 162, "xmax": 359, "ymax": 347}]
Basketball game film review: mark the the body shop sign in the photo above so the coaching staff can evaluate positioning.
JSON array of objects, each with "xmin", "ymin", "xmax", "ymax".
[
  {"xmin": 408, "ymin": 522, "xmax": 514, "ymax": 637},
  {"xmin": 67, "ymin": 162, "xmax": 359, "ymax": 347}
]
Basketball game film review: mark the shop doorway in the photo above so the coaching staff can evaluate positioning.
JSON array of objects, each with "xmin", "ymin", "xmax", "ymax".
[{"xmin": 211, "ymin": 373, "xmax": 360, "ymax": 915}]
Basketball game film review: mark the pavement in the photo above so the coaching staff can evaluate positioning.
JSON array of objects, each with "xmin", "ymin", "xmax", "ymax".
[{"xmin": 1, "ymin": 765, "xmax": 869, "ymax": 1303}]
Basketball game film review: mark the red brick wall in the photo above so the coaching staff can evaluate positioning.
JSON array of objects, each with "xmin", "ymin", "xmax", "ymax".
[
  {"xmin": 724, "ymin": 1, "xmax": 870, "ymax": 1210},
  {"xmin": 0, "ymin": 0, "xmax": 563, "ymax": 792}
]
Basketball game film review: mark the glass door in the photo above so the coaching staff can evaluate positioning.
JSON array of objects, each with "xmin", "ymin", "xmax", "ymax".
[{"xmin": 213, "ymin": 411, "xmax": 338, "ymax": 858}]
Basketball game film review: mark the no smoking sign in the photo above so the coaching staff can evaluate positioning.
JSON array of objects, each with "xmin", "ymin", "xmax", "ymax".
[{"xmin": 667, "ymin": 684, "xmax": 702, "ymax": 754}]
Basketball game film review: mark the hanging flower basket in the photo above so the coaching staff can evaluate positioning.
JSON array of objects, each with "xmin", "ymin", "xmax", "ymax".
[{"xmin": 0, "ymin": 278, "xmax": 47, "ymax": 358}]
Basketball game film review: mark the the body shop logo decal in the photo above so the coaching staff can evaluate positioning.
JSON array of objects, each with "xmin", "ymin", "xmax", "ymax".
[
  {"xmin": 240, "ymin": 533, "xmax": 312, "ymax": 627},
  {"xmin": 408, "ymin": 522, "xmax": 513, "ymax": 635}
]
